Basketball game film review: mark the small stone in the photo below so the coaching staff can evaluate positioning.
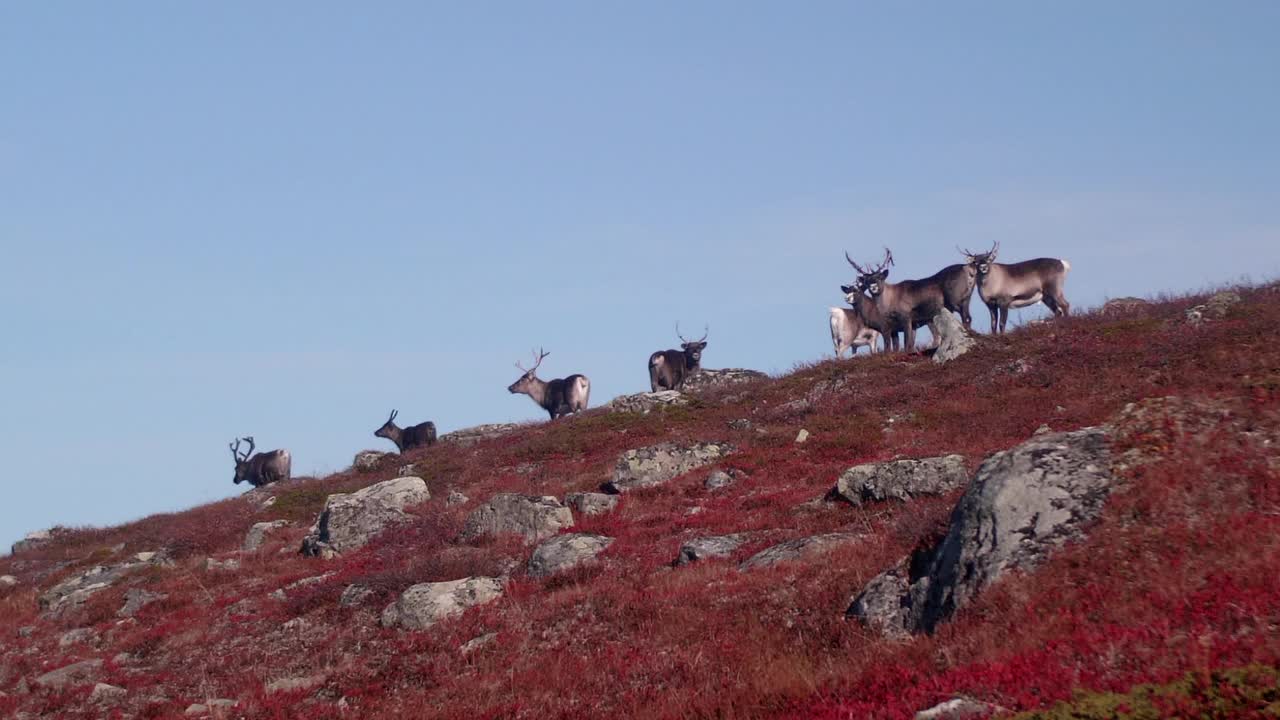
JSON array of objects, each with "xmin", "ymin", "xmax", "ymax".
[
  {"xmin": 18, "ymin": 626, "xmax": 35, "ymax": 638},
  {"xmin": 118, "ymin": 588, "xmax": 166, "ymax": 618},
  {"xmin": 739, "ymin": 534, "xmax": 860, "ymax": 571},
  {"xmin": 339, "ymin": 584, "xmax": 375, "ymax": 608},
  {"xmin": 460, "ymin": 632, "xmax": 498, "ymax": 654},
  {"xmin": 727, "ymin": 418, "xmax": 754, "ymax": 431},
  {"xmin": 33, "ymin": 659, "xmax": 104, "ymax": 689},
  {"xmin": 915, "ymin": 697, "xmax": 995, "ymax": 719},
  {"xmin": 1034, "ymin": 424, "xmax": 1052, "ymax": 435},
  {"xmin": 91, "ymin": 683, "xmax": 127, "ymax": 701},
  {"xmin": 675, "ymin": 534, "xmax": 749, "ymax": 566},
  {"xmin": 704, "ymin": 470, "xmax": 735, "ymax": 491},
  {"xmin": 0, "ymin": 575, "xmax": 17, "ymax": 588},
  {"xmin": 58, "ymin": 628, "xmax": 97, "ymax": 648},
  {"xmin": 205, "ymin": 557, "xmax": 240, "ymax": 572},
  {"xmin": 446, "ymin": 491, "xmax": 469, "ymax": 507},
  {"xmin": 265, "ymin": 673, "xmax": 326, "ymax": 694},
  {"xmin": 528, "ymin": 533, "xmax": 613, "ymax": 578},
  {"xmin": 565, "ymin": 492, "xmax": 618, "ymax": 516},
  {"xmin": 795, "ymin": 429, "xmax": 810, "ymax": 443},
  {"xmin": 282, "ymin": 617, "xmax": 309, "ymax": 632},
  {"xmin": 243, "ymin": 520, "xmax": 291, "ymax": 552},
  {"xmin": 353, "ymin": 450, "xmax": 390, "ymax": 471},
  {"xmin": 397, "ymin": 463, "xmax": 417, "ymax": 477},
  {"xmin": 133, "ymin": 552, "xmax": 158, "ymax": 563}
]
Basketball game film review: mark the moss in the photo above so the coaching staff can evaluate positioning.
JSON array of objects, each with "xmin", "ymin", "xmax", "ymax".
[{"xmin": 1015, "ymin": 665, "xmax": 1280, "ymax": 719}]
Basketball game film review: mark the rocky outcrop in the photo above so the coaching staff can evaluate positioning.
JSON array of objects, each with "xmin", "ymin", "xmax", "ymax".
[
  {"xmin": 606, "ymin": 390, "xmax": 689, "ymax": 414},
  {"xmin": 440, "ymin": 423, "xmax": 519, "ymax": 447},
  {"xmin": 118, "ymin": 588, "xmax": 166, "ymax": 618},
  {"xmin": 39, "ymin": 551, "xmax": 169, "ymax": 619},
  {"xmin": 848, "ymin": 427, "xmax": 1112, "ymax": 635},
  {"xmin": 679, "ymin": 368, "xmax": 768, "ymax": 394},
  {"xmin": 739, "ymin": 534, "xmax": 859, "ymax": 571},
  {"xmin": 528, "ymin": 533, "xmax": 613, "ymax": 577},
  {"xmin": 461, "ymin": 494, "xmax": 574, "ymax": 544},
  {"xmin": 1185, "ymin": 290, "xmax": 1242, "ymax": 325},
  {"xmin": 33, "ymin": 659, "xmax": 104, "ymax": 689},
  {"xmin": 11, "ymin": 527, "xmax": 63, "ymax": 555},
  {"xmin": 829, "ymin": 454, "xmax": 968, "ymax": 507},
  {"xmin": 301, "ymin": 476, "xmax": 430, "ymax": 557},
  {"xmin": 931, "ymin": 310, "xmax": 977, "ymax": 364},
  {"xmin": 353, "ymin": 450, "xmax": 392, "ymax": 471},
  {"xmin": 1101, "ymin": 297, "xmax": 1152, "ymax": 315},
  {"xmin": 381, "ymin": 577, "xmax": 504, "ymax": 630},
  {"xmin": 674, "ymin": 534, "xmax": 748, "ymax": 566},
  {"xmin": 604, "ymin": 442, "xmax": 735, "ymax": 493},
  {"xmin": 243, "ymin": 520, "xmax": 291, "ymax": 552},
  {"xmin": 565, "ymin": 492, "xmax": 618, "ymax": 516}
]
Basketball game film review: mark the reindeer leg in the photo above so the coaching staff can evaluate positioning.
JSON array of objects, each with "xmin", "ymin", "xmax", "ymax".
[
  {"xmin": 998, "ymin": 305, "xmax": 1009, "ymax": 334},
  {"xmin": 987, "ymin": 303, "xmax": 998, "ymax": 334}
]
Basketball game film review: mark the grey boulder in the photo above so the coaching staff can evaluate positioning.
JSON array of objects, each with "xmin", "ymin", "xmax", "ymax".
[
  {"xmin": 931, "ymin": 310, "xmax": 977, "ymax": 364},
  {"xmin": 243, "ymin": 520, "xmax": 291, "ymax": 552},
  {"xmin": 381, "ymin": 576, "xmax": 504, "ymax": 630},
  {"xmin": 674, "ymin": 534, "xmax": 749, "ymax": 566},
  {"xmin": 528, "ymin": 533, "xmax": 613, "ymax": 577},
  {"xmin": 739, "ymin": 534, "xmax": 859, "ymax": 571},
  {"xmin": 830, "ymin": 454, "xmax": 968, "ymax": 506},
  {"xmin": 565, "ymin": 492, "xmax": 618, "ymax": 516},
  {"xmin": 461, "ymin": 494, "xmax": 574, "ymax": 544},
  {"xmin": 301, "ymin": 476, "xmax": 430, "ymax": 556},
  {"xmin": 605, "ymin": 442, "xmax": 735, "ymax": 493}
]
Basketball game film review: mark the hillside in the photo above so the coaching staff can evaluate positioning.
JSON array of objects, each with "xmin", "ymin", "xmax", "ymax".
[{"xmin": 3, "ymin": 285, "xmax": 1279, "ymax": 720}]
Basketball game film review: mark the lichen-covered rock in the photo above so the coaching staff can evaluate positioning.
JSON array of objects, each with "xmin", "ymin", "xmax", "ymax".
[
  {"xmin": 58, "ymin": 628, "xmax": 97, "ymax": 648},
  {"xmin": 1101, "ymin": 297, "xmax": 1152, "ymax": 315},
  {"xmin": 528, "ymin": 533, "xmax": 613, "ymax": 577},
  {"xmin": 439, "ymin": 423, "xmax": 519, "ymax": 447},
  {"xmin": 704, "ymin": 470, "xmax": 735, "ymax": 491},
  {"xmin": 674, "ymin": 534, "xmax": 748, "ymax": 566},
  {"xmin": 845, "ymin": 569, "xmax": 911, "ymax": 640},
  {"xmin": 352, "ymin": 450, "xmax": 391, "ymax": 471},
  {"xmin": 33, "ymin": 659, "xmax": 104, "ymax": 689},
  {"xmin": 380, "ymin": 577, "xmax": 504, "ymax": 630},
  {"xmin": 243, "ymin": 520, "xmax": 291, "ymax": 552},
  {"xmin": 830, "ymin": 454, "xmax": 968, "ymax": 507},
  {"xmin": 565, "ymin": 492, "xmax": 618, "ymax": 516},
  {"xmin": 678, "ymin": 368, "xmax": 768, "ymax": 394},
  {"xmin": 604, "ymin": 442, "xmax": 735, "ymax": 493},
  {"xmin": 0, "ymin": 575, "xmax": 17, "ymax": 588},
  {"xmin": 606, "ymin": 390, "xmax": 689, "ymax": 414},
  {"xmin": 914, "ymin": 698, "xmax": 996, "ymax": 719},
  {"xmin": 118, "ymin": 588, "xmax": 166, "ymax": 618},
  {"xmin": 446, "ymin": 490, "xmax": 469, "ymax": 507},
  {"xmin": 931, "ymin": 310, "xmax": 977, "ymax": 364},
  {"xmin": 739, "ymin": 534, "xmax": 859, "ymax": 571},
  {"xmin": 848, "ymin": 427, "xmax": 1112, "ymax": 636},
  {"xmin": 461, "ymin": 494, "xmax": 574, "ymax": 544},
  {"xmin": 301, "ymin": 476, "xmax": 430, "ymax": 556},
  {"xmin": 339, "ymin": 584, "xmax": 375, "ymax": 608},
  {"xmin": 1186, "ymin": 290, "xmax": 1242, "ymax": 325},
  {"xmin": 39, "ymin": 551, "xmax": 169, "ymax": 619},
  {"xmin": 11, "ymin": 527, "xmax": 65, "ymax": 555}
]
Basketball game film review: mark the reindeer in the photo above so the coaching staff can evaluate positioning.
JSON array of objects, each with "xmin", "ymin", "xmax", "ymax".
[
  {"xmin": 229, "ymin": 437, "xmax": 291, "ymax": 487},
  {"xmin": 374, "ymin": 409, "xmax": 437, "ymax": 453},
  {"xmin": 960, "ymin": 242, "xmax": 1072, "ymax": 333},
  {"xmin": 845, "ymin": 249, "xmax": 944, "ymax": 353},
  {"xmin": 649, "ymin": 324, "xmax": 708, "ymax": 391},
  {"xmin": 507, "ymin": 348, "xmax": 591, "ymax": 420},
  {"xmin": 828, "ymin": 302, "xmax": 881, "ymax": 357}
]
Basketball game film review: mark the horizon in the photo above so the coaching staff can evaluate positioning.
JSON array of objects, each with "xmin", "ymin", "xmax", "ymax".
[{"xmin": 3, "ymin": 2, "xmax": 1279, "ymax": 547}]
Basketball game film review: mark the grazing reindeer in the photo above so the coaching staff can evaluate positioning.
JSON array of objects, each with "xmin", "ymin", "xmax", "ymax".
[
  {"xmin": 961, "ymin": 242, "xmax": 1072, "ymax": 334},
  {"xmin": 828, "ymin": 301, "xmax": 881, "ymax": 357},
  {"xmin": 507, "ymin": 348, "xmax": 591, "ymax": 420},
  {"xmin": 649, "ymin": 324, "xmax": 709, "ymax": 391},
  {"xmin": 846, "ymin": 249, "xmax": 944, "ymax": 352},
  {"xmin": 373, "ymin": 409, "xmax": 437, "ymax": 453},
  {"xmin": 229, "ymin": 437, "xmax": 291, "ymax": 487}
]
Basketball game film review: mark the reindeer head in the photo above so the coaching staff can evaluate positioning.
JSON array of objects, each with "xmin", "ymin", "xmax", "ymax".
[
  {"xmin": 508, "ymin": 348, "xmax": 549, "ymax": 394},
  {"xmin": 677, "ymin": 323, "xmax": 709, "ymax": 367},
  {"xmin": 845, "ymin": 248, "xmax": 894, "ymax": 298},
  {"xmin": 374, "ymin": 409, "xmax": 399, "ymax": 442},
  {"xmin": 960, "ymin": 242, "xmax": 999, "ymax": 276},
  {"xmin": 229, "ymin": 436, "xmax": 256, "ymax": 485}
]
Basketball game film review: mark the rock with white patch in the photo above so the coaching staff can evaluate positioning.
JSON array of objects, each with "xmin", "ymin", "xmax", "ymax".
[
  {"xmin": 931, "ymin": 310, "xmax": 977, "ymax": 364},
  {"xmin": 674, "ymin": 534, "xmax": 749, "ymax": 566},
  {"xmin": 301, "ymin": 476, "xmax": 430, "ymax": 556},
  {"xmin": 565, "ymin": 492, "xmax": 618, "ymax": 516},
  {"xmin": 0, "ymin": 575, "xmax": 17, "ymax": 588},
  {"xmin": 704, "ymin": 470, "xmax": 735, "ymax": 491},
  {"xmin": 678, "ymin": 368, "xmax": 768, "ymax": 394},
  {"xmin": 914, "ymin": 698, "xmax": 996, "ymax": 719},
  {"xmin": 118, "ymin": 588, "xmax": 166, "ymax": 618},
  {"xmin": 58, "ymin": 628, "xmax": 98, "ymax": 648},
  {"xmin": 380, "ymin": 577, "xmax": 504, "ymax": 630},
  {"xmin": 528, "ymin": 533, "xmax": 614, "ymax": 577},
  {"xmin": 461, "ymin": 494, "xmax": 574, "ymax": 544},
  {"xmin": 39, "ymin": 551, "xmax": 169, "ymax": 619},
  {"xmin": 243, "ymin": 520, "xmax": 291, "ymax": 552},
  {"xmin": 439, "ymin": 423, "xmax": 519, "ymax": 447},
  {"xmin": 33, "ymin": 659, "xmax": 104, "ymax": 689},
  {"xmin": 604, "ymin": 442, "xmax": 735, "ymax": 493},
  {"xmin": 606, "ymin": 390, "xmax": 689, "ymax": 414},
  {"xmin": 829, "ymin": 454, "xmax": 969, "ymax": 507},
  {"xmin": 353, "ymin": 450, "xmax": 391, "ymax": 471},
  {"xmin": 739, "ymin": 534, "xmax": 859, "ymax": 571}
]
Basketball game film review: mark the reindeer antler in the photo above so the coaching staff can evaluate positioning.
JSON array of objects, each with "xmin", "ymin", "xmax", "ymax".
[
  {"xmin": 243, "ymin": 436, "xmax": 255, "ymax": 459},
  {"xmin": 845, "ymin": 251, "xmax": 869, "ymax": 275},
  {"xmin": 230, "ymin": 439, "xmax": 241, "ymax": 462},
  {"xmin": 516, "ymin": 348, "xmax": 549, "ymax": 373},
  {"xmin": 677, "ymin": 323, "xmax": 709, "ymax": 344},
  {"xmin": 387, "ymin": 409, "xmax": 398, "ymax": 423},
  {"xmin": 879, "ymin": 247, "xmax": 895, "ymax": 271}
]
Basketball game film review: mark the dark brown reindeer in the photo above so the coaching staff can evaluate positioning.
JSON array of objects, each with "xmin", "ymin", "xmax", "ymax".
[
  {"xmin": 374, "ymin": 409, "xmax": 437, "ymax": 453},
  {"xmin": 648, "ymin": 324, "xmax": 708, "ymax": 391},
  {"xmin": 229, "ymin": 437, "xmax": 291, "ymax": 487},
  {"xmin": 507, "ymin": 348, "xmax": 591, "ymax": 420},
  {"xmin": 960, "ymin": 242, "xmax": 1072, "ymax": 333},
  {"xmin": 845, "ymin": 249, "xmax": 944, "ymax": 353}
]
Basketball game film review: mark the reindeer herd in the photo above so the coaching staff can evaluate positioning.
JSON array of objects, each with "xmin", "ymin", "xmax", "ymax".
[{"xmin": 229, "ymin": 244, "xmax": 1071, "ymax": 488}]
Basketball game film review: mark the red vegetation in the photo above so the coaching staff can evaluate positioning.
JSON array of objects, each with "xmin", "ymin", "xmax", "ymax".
[{"xmin": 2, "ymin": 285, "xmax": 1279, "ymax": 719}]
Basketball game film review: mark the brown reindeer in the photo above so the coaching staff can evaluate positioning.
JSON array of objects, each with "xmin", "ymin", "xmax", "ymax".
[
  {"xmin": 374, "ymin": 409, "xmax": 437, "ymax": 453},
  {"xmin": 507, "ymin": 348, "xmax": 591, "ymax": 420},
  {"xmin": 961, "ymin": 242, "xmax": 1072, "ymax": 333},
  {"xmin": 846, "ymin": 249, "xmax": 944, "ymax": 352},
  {"xmin": 648, "ymin": 324, "xmax": 708, "ymax": 391},
  {"xmin": 229, "ymin": 436, "xmax": 291, "ymax": 487}
]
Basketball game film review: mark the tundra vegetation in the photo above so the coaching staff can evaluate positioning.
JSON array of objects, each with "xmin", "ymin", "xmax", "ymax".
[{"xmin": 1, "ymin": 284, "xmax": 1278, "ymax": 719}]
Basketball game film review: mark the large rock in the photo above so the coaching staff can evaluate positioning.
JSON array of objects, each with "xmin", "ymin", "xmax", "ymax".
[
  {"xmin": 33, "ymin": 659, "xmax": 104, "ymax": 689},
  {"xmin": 604, "ymin": 442, "xmax": 735, "ymax": 493},
  {"xmin": 829, "ymin": 454, "xmax": 968, "ymax": 506},
  {"xmin": 39, "ymin": 551, "xmax": 169, "ymax": 618},
  {"xmin": 1185, "ymin": 290, "xmax": 1242, "ymax": 326},
  {"xmin": 301, "ymin": 477, "xmax": 430, "ymax": 557},
  {"xmin": 606, "ymin": 390, "xmax": 689, "ymax": 414},
  {"xmin": 674, "ymin": 534, "xmax": 749, "ymax": 566},
  {"xmin": 931, "ymin": 310, "xmax": 977, "ymax": 364},
  {"xmin": 380, "ymin": 576, "xmax": 504, "ymax": 630},
  {"xmin": 352, "ymin": 450, "xmax": 391, "ymax": 471},
  {"xmin": 739, "ymin": 534, "xmax": 860, "ymax": 571},
  {"xmin": 678, "ymin": 368, "xmax": 768, "ymax": 395},
  {"xmin": 461, "ymin": 494, "xmax": 574, "ymax": 544},
  {"xmin": 11, "ymin": 527, "xmax": 61, "ymax": 555},
  {"xmin": 1101, "ymin": 297, "xmax": 1152, "ymax": 315},
  {"xmin": 565, "ymin": 492, "xmax": 618, "ymax": 516},
  {"xmin": 848, "ymin": 427, "xmax": 1112, "ymax": 635},
  {"xmin": 440, "ymin": 423, "xmax": 519, "ymax": 447},
  {"xmin": 528, "ymin": 533, "xmax": 613, "ymax": 577},
  {"xmin": 118, "ymin": 588, "xmax": 166, "ymax": 618},
  {"xmin": 243, "ymin": 520, "xmax": 292, "ymax": 552}
]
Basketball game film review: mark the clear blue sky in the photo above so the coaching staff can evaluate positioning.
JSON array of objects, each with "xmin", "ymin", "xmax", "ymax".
[{"xmin": 3, "ymin": 2, "xmax": 1278, "ymax": 548}]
